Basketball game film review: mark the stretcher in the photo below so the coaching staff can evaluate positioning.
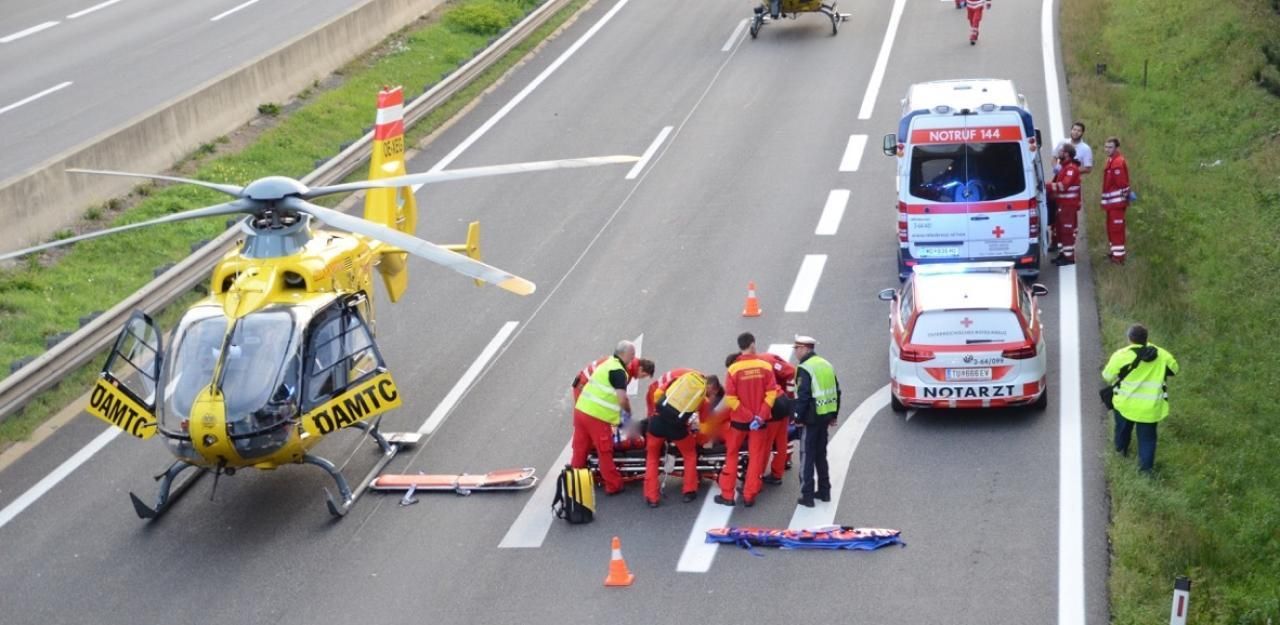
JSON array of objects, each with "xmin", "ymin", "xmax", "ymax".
[
  {"xmin": 585, "ymin": 424, "xmax": 800, "ymax": 486},
  {"xmin": 371, "ymin": 467, "xmax": 538, "ymax": 496},
  {"xmin": 707, "ymin": 526, "xmax": 905, "ymax": 551}
]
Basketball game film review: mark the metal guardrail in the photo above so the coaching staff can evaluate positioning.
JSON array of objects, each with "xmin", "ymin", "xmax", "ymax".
[{"xmin": 0, "ymin": 0, "xmax": 573, "ymax": 422}]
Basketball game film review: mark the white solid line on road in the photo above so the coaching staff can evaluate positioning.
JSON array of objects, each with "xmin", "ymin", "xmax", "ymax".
[
  {"xmin": 767, "ymin": 344, "xmax": 793, "ymax": 361},
  {"xmin": 418, "ymin": 321, "xmax": 519, "ymax": 434},
  {"xmin": 723, "ymin": 18, "xmax": 748, "ymax": 51},
  {"xmin": 68, "ymin": 0, "xmax": 124, "ymax": 19},
  {"xmin": 499, "ymin": 440, "xmax": 573, "ymax": 548},
  {"xmin": 211, "ymin": 0, "xmax": 262, "ymax": 22},
  {"xmin": 1042, "ymin": 0, "xmax": 1082, "ymax": 618},
  {"xmin": 0, "ymin": 81, "xmax": 73, "ymax": 116},
  {"xmin": 839, "ymin": 135, "xmax": 868, "ymax": 172},
  {"xmin": 816, "ymin": 189, "xmax": 850, "ymax": 236},
  {"xmin": 789, "ymin": 385, "xmax": 888, "ymax": 530},
  {"xmin": 784, "ymin": 254, "xmax": 827, "ymax": 313},
  {"xmin": 676, "ymin": 487, "xmax": 735, "ymax": 572},
  {"xmin": 626, "ymin": 332, "xmax": 644, "ymax": 396},
  {"xmin": 430, "ymin": 0, "xmax": 631, "ymax": 173},
  {"xmin": 0, "ymin": 21, "xmax": 59, "ymax": 43},
  {"xmin": 858, "ymin": 0, "xmax": 907, "ymax": 120},
  {"xmin": 0, "ymin": 428, "xmax": 119, "ymax": 530},
  {"xmin": 627, "ymin": 127, "xmax": 671, "ymax": 180}
]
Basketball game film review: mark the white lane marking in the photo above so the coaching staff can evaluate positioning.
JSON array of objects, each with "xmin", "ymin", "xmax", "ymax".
[
  {"xmin": 418, "ymin": 321, "xmax": 519, "ymax": 434},
  {"xmin": 430, "ymin": 0, "xmax": 631, "ymax": 172},
  {"xmin": 839, "ymin": 135, "xmax": 868, "ymax": 172},
  {"xmin": 784, "ymin": 255, "xmax": 827, "ymax": 313},
  {"xmin": 816, "ymin": 189, "xmax": 850, "ymax": 236},
  {"xmin": 626, "ymin": 332, "xmax": 644, "ymax": 396},
  {"xmin": 626, "ymin": 127, "xmax": 671, "ymax": 180},
  {"xmin": 905, "ymin": 408, "xmax": 917, "ymax": 422},
  {"xmin": 767, "ymin": 344, "xmax": 793, "ymax": 361},
  {"xmin": 68, "ymin": 0, "xmax": 125, "ymax": 19},
  {"xmin": 1043, "ymin": 0, "xmax": 1083, "ymax": 618},
  {"xmin": 0, "ymin": 428, "xmax": 119, "ymax": 530},
  {"xmin": 0, "ymin": 81, "xmax": 73, "ymax": 116},
  {"xmin": 788, "ymin": 385, "xmax": 888, "ymax": 530},
  {"xmin": 722, "ymin": 18, "xmax": 748, "ymax": 51},
  {"xmin": 210, "ymin": 0, "xmax": 262, "ymax": 22},
  {"xmin": 0, "ymin": 21, "xmax": 59, "ymax": 43},
  {"xmin": 676, "ymin": 487, "xmax": 735, "ymax": 572},
  {"xmin": 857, "ymin": 0, "xmax": 907, "ymax": 120},
  {"xmin": 498, "ymin": 440, "xmax": 573, "ymax": 548}
]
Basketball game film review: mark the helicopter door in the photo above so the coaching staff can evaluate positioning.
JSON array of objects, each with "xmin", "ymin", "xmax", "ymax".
[
  {"xmin": 299, "ymin": 297, "xmax": 402, "ymax": 438},
  {"xmin": 87, "ymin": 311, "xmax": 161, "ymax": 439}
]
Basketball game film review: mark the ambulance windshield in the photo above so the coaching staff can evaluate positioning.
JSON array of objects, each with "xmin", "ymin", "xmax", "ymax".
[{"xmin": 909, "ymin": 142, "xmax": 1026, "ymax": 202}]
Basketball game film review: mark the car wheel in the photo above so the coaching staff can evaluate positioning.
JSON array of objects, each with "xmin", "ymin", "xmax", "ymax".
[
  {"xmin": 1033, "ymin": 388, "xmax": 1049, "ymax": 410},
  {"xmin": 890, "ymin": 393, "xmax": 906, "ymax": 413}
]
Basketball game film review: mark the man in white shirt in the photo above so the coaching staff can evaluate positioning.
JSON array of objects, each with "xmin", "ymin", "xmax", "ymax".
[{"xmin": 1054, "ymin": 121, "xmax": 1093, "ymax": 175}]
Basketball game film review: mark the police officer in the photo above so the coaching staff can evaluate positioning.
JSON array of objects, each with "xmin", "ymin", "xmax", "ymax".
[
  {"xmin": 792, "ymin": 335, "xmax": 841, "ymax": 507},
  {"xmin": 1103, "ymin": 324, "xmax": 1179, "ymax": 473}
]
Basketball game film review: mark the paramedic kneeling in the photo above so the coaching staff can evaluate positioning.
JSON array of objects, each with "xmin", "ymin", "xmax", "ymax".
[
  {"xmin": 571, "ymin": 340, "xmax": 637, "ymax": 495},
  {"xmin": 643, "ymin": 370, "xmax": 723, "ymax": 507},
  {"xmin": 793, "ymin": 335, "xmax": 841, "ymax": 508},
  {"xmin": 1103, "ymin": 324, "xmax": 1179, "ymax": 474}
]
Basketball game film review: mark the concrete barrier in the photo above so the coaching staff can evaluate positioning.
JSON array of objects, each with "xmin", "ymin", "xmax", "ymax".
[{"xmin": 0, "ymin": 0, "xmax": 445, "ymax": 251}]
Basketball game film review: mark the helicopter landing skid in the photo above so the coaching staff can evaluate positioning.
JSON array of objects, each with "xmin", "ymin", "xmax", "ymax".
[
  {"xmin": 313, "ymin": 420, "xmax": 422, "ymax": 517},
  {"xmin": 129, "ymin": 460, "xmax": 206, "ymax": 520}
]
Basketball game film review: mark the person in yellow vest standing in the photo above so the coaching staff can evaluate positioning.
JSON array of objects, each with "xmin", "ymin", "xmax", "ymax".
[
  {"xmin": 792, "ymin": 335, "xmax": 841, "ymax": 508},
  {"xmin": 571, "ymin": 340, "xmax": 637, "ymax": 494},
  {"xmin": 1103, "ymin": 324, "xmax": 1179, "ymax": 473}
]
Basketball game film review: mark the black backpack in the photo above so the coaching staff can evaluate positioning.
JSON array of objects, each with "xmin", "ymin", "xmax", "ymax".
[{"xmin": 552, "ymin": 466, "xmax": 595, "ymax": 524}]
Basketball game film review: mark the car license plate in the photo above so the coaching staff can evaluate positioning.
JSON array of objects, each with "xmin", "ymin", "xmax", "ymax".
[
  {"xmin": 916, "ymin": 246, "xmax": 960, "ymax": 258},
  {"xmin": 946, "ymin": 367, "xmax": 992, "ymax": 381}
]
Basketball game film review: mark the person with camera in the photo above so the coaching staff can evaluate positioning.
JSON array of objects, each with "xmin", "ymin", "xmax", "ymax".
[{"xmin": 1102, "ymin": 324, "xmax": 1179, "ymax": 473}]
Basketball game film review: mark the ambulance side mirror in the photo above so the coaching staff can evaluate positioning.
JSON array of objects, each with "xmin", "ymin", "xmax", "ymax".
[
  {"xmin": 882, "ymin": 134, "xmax": 897, "ymax": 157},
  {"xmin": 877, "ymin": 288, "xmax": 898, "ymax": 302},
  {"xmin": 1034, "ymin": 128, "xmax": 1043, "ymax": 149},
  {"xmin": 1030, "ymin": 283, "xmax": 1049, "ymax": 297}
]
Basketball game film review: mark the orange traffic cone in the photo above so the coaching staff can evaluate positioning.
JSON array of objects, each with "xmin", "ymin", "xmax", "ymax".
[
  {"xmin": 604, "ymin": 536, "xmax": 635, "ymax": 587},
  {"xmin": 742, "ymin": 281, "xmax": 762, "ymax": 317}
]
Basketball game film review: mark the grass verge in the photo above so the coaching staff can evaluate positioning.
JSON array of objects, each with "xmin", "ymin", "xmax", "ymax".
[
  {"xmin": 0, "ymin": 0, "xmax": 590, "ymax": 443},
  {"xmin": 1062, "ymin": 0, "xmax": 1280, "ymax": 622}
]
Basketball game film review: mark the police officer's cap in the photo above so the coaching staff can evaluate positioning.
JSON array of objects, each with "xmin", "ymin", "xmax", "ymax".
[{"xmin": 793, "ymin": 335, "xmax": 818, "ymax": 347}]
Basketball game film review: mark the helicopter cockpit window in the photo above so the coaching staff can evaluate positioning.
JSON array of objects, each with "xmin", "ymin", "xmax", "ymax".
[
  {"xmin": 161, "ymin": 307, "xmax": 229, "ymax": 426},
  {"xmin": 303, "ymin": 303, "xmax": 382, "ymax": 411},
  {"xmin": 220, "ymin": 310, "xmax": 299, "ymax": 427},
  {"xmin": 909, "ymin": 142, "xmax": 1026, "ymax": 202}
]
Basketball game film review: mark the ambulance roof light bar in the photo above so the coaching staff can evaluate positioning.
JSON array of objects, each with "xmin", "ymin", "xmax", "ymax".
[{"xmin": 932, "ymin": 105, "xmax": 952, "ymax": 114}]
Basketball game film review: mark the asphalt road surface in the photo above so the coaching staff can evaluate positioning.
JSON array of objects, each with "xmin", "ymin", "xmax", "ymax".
[
  {"xmin": 0, "ymin": 0, "xmax": 368, "ymax": 181},
  {"xmin": 0, "ymin": 1, "xmax": 1113, "ymax": 623}
]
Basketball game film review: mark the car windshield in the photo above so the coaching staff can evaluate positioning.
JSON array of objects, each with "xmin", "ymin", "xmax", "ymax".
[
  {"xmin": 909, "ymin": 142, "xmax": 1026, "ymax": 202},
  {"xmin": 909, "ymin": 310, "xmax": 1026, "ymax": 346}
]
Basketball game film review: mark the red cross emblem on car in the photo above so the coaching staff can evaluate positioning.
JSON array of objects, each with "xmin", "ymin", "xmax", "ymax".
[
  {"xmin": 992, "ymin": 225, "xmax": 1005, "ymax": 238},
  {"xmin": 960, "ymin": 317, "xmax": 974, "ymax": 328}
]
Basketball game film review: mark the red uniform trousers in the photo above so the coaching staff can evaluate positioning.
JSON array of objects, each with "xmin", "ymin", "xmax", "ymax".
[
  {"xmin": 765, "ymin": 419, "xmax": 789, "ymax": 479},
  {"xmin": 1105, "ymin": 207, "xmax": 1127, "ymax": 262},
  {"xmin": 1053, "ymin": 203, "xmax": 1080, "ymax": 260},
  {"xmin": 967, "ymin": 6, "xmax": 986, "ymax": 42},
  {"xmin": 718, "ymin": 426, "xmax": 768, "ymax": 503},
  {"xmin": 643, "ymin": 433, "xmax": 699, "ymax": 503},
  {"xmin": 571, "ymin": 409, "xmax": 623, "ymax": 494}
]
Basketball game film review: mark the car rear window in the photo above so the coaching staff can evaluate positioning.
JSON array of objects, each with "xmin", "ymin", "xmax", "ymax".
[{"xmin": 908, "ymin": 310, "xmax": 1025, "ymax": 346}]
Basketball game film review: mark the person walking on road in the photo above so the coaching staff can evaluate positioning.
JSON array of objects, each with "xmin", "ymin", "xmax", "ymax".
[
  {"xmin": 792, "ymin": 335, "xmax": 841, "ymax": 507},
  {"xmin": 571, "ymin": 340, "xmax": 639, "ymax": 495},
  {"xmin": 965, "ymin": 0, "xmax": 992, "ymax": 46},
  {"xmin": 1103, "ymin": 324, "xmax": 1179, "ymax": 473},
  {"xmin": 1101, "ymin": 136, "xmax": 1132, "ymax": 264}
]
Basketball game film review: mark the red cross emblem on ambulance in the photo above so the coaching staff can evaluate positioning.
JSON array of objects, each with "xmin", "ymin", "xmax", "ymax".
[
  {"xmin": 992, "ymin": 226, "xmax": 1005, "ymax": 238},
  {"xmin": 960, "ymin": 317, "xmax": 974, "ymax": 328}
]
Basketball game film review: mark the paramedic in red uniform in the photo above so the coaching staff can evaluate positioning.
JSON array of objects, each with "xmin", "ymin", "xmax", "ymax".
[
  {"xmin": 643, "ymin": 369, "xmax": 723, "ymax": 507},
  {"xmin": 965, "ymin": 0, "xmax": 991, "ymax": 45},
  {"xmin": 716, "ymin": 332, "xmax": 779, "ymax": 507},
  {"xmin": 1101, "ymin": 137, "xmax": 1132, "ymax": 264},
  {"xmin": 571, "ymin": 340, "xmax": 638, "ymax": 495},
  {"xmin": 1049, "ymin": 143, "xmax": 1083, "ymax": 266},
  {"xmin": 730, "ymin": 335, "xmax": 797, "ymax": 485},
  {"xmin": 571, "ymin": 355, "xmax": 651, "ymax": 402}
]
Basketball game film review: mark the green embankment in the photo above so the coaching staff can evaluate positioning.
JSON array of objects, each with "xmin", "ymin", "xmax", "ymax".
[
  {"xmin": 0, "ymin": 0, "xmax": 585, "ymax": 442},
  {"xmin": 1063, "ymin": 0, "xmax": 1280, "ymax": 621}
]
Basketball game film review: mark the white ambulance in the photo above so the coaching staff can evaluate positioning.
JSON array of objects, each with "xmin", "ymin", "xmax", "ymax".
[{"xmin": 882, "ymin": 79, "xmax": 1048, "ymax": 281}]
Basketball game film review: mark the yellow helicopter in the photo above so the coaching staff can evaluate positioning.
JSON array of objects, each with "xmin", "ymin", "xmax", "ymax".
[{"xmin": 0, "ymin": 86, "xmax": 637, "ymax": 519}]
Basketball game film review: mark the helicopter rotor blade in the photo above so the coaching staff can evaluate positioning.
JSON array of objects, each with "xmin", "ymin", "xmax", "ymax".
[
  {"xmin": 303, "ymin": 155, "xmax": 640, "ymax": 199},
  {"xmin": 67, "ymin": 168, "xmax": 246, "ymax": 198},
  {"xmin": 0, "ymin": 199, "xmax": 257, "ymax": 261},
  {"xmin": 282, "ymin": 198, "xmax": 535, "ymax": 296}
]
